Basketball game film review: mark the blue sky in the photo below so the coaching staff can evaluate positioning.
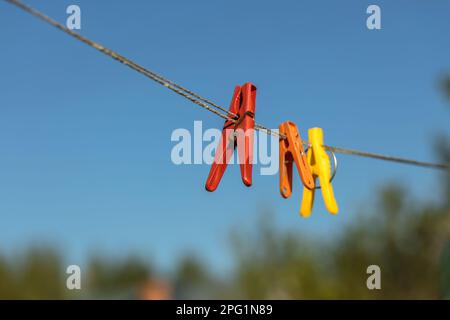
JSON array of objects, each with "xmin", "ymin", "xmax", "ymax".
[{"xmin": 1, "ymin": 0, "xmax": 449, "ymax": 274}]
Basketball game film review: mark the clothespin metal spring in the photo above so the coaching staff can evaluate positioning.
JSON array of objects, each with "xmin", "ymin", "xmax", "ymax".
[{"xmin": 303, "ymin": 148, "xmax": 338, "ymax": 190}]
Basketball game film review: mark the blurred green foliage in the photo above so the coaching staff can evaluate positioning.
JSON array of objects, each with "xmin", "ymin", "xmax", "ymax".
[
  {"xmin": 0, "ymin": 79, "xmax": 449, "ymax": 300},
  {"xmin": 225, "ymin": 182, "xmax": 450, "ymax": 299},
  {"xmin": 1, "ymin": 170, "xmax": 448, "ymax": 299}
]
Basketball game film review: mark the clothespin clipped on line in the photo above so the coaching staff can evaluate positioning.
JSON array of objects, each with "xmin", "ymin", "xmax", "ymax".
[
  {"xmin": 205, "ymin": 83, "xmax": 257, "ymax": 192},
  {"xmin": 300, "ymin": 127, "xmax": 339, "ymax": 217},
  {"xmin": 279, "ymin": 123, "xmax": 339, "ymax": 217},
  {"xmin": 279, "ymin": 121, "xmax": 315, "ymax": 193}
]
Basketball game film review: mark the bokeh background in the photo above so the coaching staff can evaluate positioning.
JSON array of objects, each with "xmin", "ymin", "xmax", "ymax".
[{"xmin": 0, "ymin": 0, "xmax": 449, "ymax": 299}]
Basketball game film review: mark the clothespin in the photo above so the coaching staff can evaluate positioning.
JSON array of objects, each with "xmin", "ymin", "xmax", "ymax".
[
  {"xmin": 300, "ymin": 127, "xmax": 339, "ymax": 217},
  {"xmin": 279, "ymin": 121, "xmax": 315, "ymax": 201},
  {"xmin": 205, "ymin": 83, "xmax": 256, "ymax": 192}
]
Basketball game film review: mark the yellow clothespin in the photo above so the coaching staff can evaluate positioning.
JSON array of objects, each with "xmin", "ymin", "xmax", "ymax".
[{"xmin": 300, "ymin": 127, "xmax": 338, "ymax": 217}]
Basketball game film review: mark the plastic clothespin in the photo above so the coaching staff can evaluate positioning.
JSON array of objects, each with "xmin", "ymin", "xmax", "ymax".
[
  {"xmin": 300, "ymin": 127, "xmax": 339, "ymax": 217},
  {"xmin": 205, "ymin": 83, "xmax": 257, "ymax": 192},
  {"xmin": 279, "ymin": 121, "xmax": 315, "ymax": 200}
]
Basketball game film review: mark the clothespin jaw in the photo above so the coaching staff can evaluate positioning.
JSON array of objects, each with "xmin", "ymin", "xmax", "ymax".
[
  {"xmin": 279, "ymin": 121, "xmax": 315, "ymax": 199},
  {"xmin": 205, "ymin": 83, "xmax": 256, "ymax": 192},
  {"xmin": 300, "ymin": 127, "xmax": 338, "ymax": 217}
]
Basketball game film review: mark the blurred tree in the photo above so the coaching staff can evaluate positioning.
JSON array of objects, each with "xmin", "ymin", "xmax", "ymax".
[
  {"xmin": 86, "ymin": 255, "xmax": 152, "ymax": 297},
  {"xmin": 438, "ymin": 75, "xmax": 450, "ymax": 299},
  {"xmin": 173, "ymin": 253, "xmax": 218, "ymax": 299},
  {"xmin": 0, "ymin": 249, "xmax": 155, "ymax": 299},
  {"xmin": 225, "ymin": 181, "xmax": 450, "ymax": 299},
  {"xmin": 441, "ymin": 76, "xmax": 450, "ymax": 102},
  {"xmin": 17, "ymin": 247, "xmax": 65, "ymax": 299},
  {"xmin": 442, "ymin": 239, "xmax": 450, "ymax": 299},
  {"xmin": 228, "ymin": 214, "xmax": 334, "ymax": 299},
  {"xmin": 0, "ymin": 255, "xmax": 18, "ymax": 299},
  {"xmin": 0, "ymin": 247, "xmax": 65, "ymax": 299}
]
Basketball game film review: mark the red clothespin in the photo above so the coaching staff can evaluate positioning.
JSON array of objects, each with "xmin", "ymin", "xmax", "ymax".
[{"xmin": 205, "ymin": 83, "xmax": 257, "ymax": 192}]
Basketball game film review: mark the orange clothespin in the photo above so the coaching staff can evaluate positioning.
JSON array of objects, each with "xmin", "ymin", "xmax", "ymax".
[
  {"xmin": 300, "ymin": 127, "xmax": 338, "ymax": 217},
  {"xmin": 279, "ymin": 121, "xmax": 315, "ymax": 199}
]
